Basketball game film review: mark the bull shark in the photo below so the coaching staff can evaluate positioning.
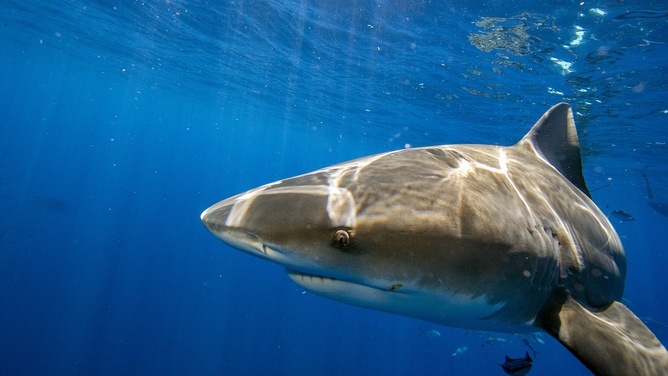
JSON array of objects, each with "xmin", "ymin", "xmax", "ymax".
[{"xmin": 201, "ymin": 103, "xmax": 668, "ymax": 375}]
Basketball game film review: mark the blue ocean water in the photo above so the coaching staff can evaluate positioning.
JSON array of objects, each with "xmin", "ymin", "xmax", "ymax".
[{"xmin": 1, "ymin": 0, "xmax": 667, "ymax": 375}]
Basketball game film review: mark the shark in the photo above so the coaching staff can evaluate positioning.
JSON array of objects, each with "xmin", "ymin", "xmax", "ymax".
[
  {"xmin": 644, "ymin": 172, "xmax": 668, "ymax": 218},
  {"xmin": 201, "ymin": 103, "xmax": 668, "ymax": 376}
]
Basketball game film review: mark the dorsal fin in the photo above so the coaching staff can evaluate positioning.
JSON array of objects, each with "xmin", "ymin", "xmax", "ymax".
[{"xmin": 518, "ymin": 103, "xmax": 591, "ymax": 198}]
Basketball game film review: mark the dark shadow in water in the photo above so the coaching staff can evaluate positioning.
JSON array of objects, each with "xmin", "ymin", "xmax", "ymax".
[
  {"xmin": 32, "ymin": 197, "xmax": 68, "ymax": 212},
  {"xmin": 643, "ymin": 172, "xmax": 668, "ymax": 218}
]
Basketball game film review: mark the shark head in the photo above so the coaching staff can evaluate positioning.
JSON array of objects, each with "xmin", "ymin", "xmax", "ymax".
[
  {"xmin": 200, "ymin": 175, "xmax": 368, "ymax": 283},
  {"xmin": 200, "ymin": 154, "xmax": 515, "ymax": 330},
  {"xmin": 201, "ymin": 103, "xmax": 626, "ymax": 333}
]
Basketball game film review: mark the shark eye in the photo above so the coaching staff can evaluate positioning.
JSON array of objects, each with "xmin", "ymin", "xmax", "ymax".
[{"xmin": 333, "ymin": 230, "xmax": 350, "ymax": 247}]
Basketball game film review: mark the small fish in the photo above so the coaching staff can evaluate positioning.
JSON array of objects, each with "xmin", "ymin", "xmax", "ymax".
[
  {"xmin": 609, "ymin": 209, "xmax": 636, "ymax": 222},
  {"xmin": 521, "ymin": 338, "xmax": 539, "ymax": 359},
  {"xmin": 451, "ymin": 346, "xmax": 468, "ymax": 361},
  {"xmin": 498, "ymin": 352, "xmax": 534, "ymax": 375},
  {"xmin": 485, "ymin": 337, "xmax": 511, "ymax": 346},
  {"xmin": 464, "ymin": 329, "xmax": 488, "ymax": 338},
  {"xmin": 528, "ymin": 333, "xmax": 544, "ymax": 345},
  {"xmin": 640, "ymin": 317, "xmax": 668, "ymax": 329},
  {"xmin": 418, "ymin": 327, "xmax": 441, "ymax": 338}
]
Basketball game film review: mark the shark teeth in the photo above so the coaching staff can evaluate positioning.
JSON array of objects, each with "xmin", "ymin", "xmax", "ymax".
[{"xmin": 286, "ymin": 270, "xmax": 336, "ymax": 284}]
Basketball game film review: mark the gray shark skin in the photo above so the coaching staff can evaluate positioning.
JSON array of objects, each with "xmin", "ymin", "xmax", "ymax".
[{"xmin": 201, "ymin": 103, "xmax": 668, "ymax": 376}]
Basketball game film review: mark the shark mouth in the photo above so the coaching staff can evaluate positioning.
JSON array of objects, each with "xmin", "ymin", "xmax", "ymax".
[
  {"xmin": 285, "ymin": 269, "xmax": 338, "ymax": 284},
  {"xmin": 284, "ymin": 268, "xmax": 405, "ymax": 294}
]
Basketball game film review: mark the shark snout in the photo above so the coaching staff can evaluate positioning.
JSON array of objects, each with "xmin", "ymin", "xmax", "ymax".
[
  {"xmin": 200, "ymin": 177, "xmax": 359, "ymax": 268},
  {"xmin": 201, "ymin": 196, "xmax": 291, "ymax": 264},
  {"xmin": 201, "ymin": 198, "xmax": 261, "ymax": 253}
]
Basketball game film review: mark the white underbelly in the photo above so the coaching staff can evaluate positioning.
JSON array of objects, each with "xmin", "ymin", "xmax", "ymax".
[{"xmin": 285, "ymin": 269, "xmax": 537, "ymax": 333}]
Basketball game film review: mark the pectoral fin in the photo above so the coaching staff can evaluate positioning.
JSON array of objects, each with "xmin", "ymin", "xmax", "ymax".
[{"xmin": 536, "ymin": 289, "xmax": 668, "ymax": 376}]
